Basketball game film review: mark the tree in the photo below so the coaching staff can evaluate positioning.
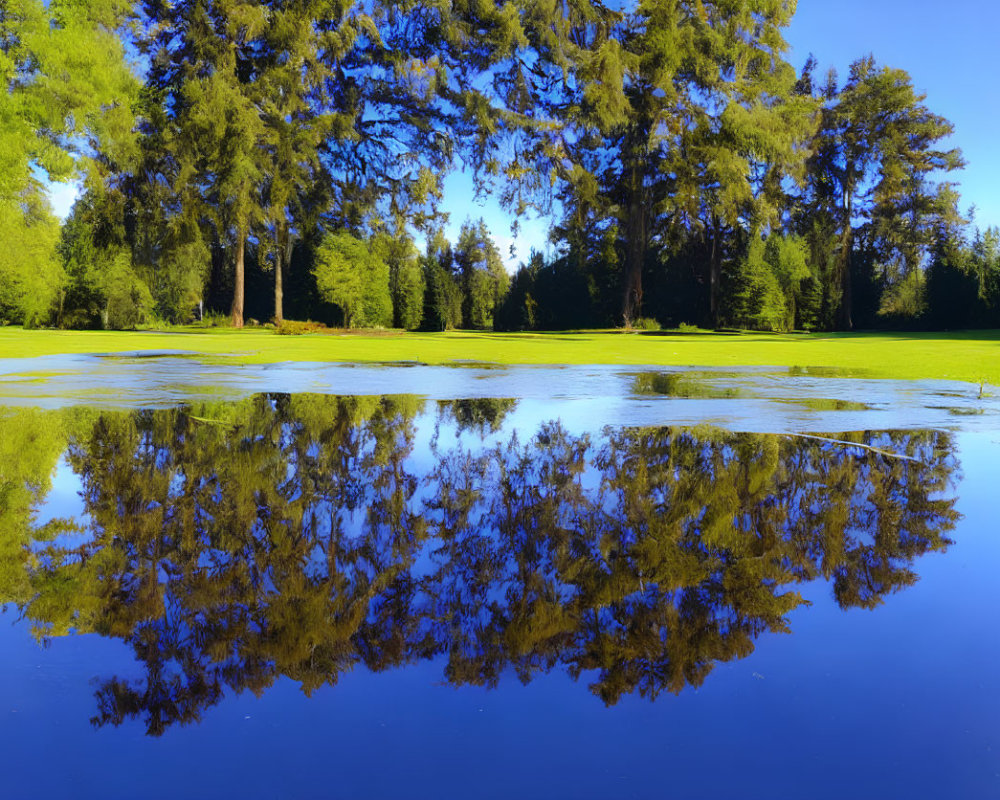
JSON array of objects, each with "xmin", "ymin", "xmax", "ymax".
[
  {"xmin": 721, "ymin": 232, "xmax": 814, "ymax": 331},
  {"xmin": 420, "ymin": 233, "xmax": 462, "ymax": 331},
  {"xmin": 527, "ymin": 1, "xmax": 814, "ymax": 325},
  {"xmin": 380, "ymin": 234, "xmax": 424, "ymax": 330},
  {"xmin": 0, "ymin": 0, "xmax": 136, "ymax": 325},
  {"xmin": 13, "ymin": 401, "xmax": 960, "ymax": 731},
  {"xmin": 132, "ymin": 0, "xmax": 539, "ymax": 328},
  {"xmin": 0, "ymin": 407, "xmax": 68, "ymax": 606},
  {"xmin": 313, "ymin": 230, "xmax": 392, "ymax": 328},
  {"xmin": 453, "ymin": 219, "xmax": 509, "ymax": 330},
  {"xmin": 925, "ymin": 228, "xmax": 979, "ymax": 329},
  {"xmin": 58, "ymin": 196, "xmax": 157, "ymax": 329},
  {"xmin": 0, "ymin": 196, "xmax": 62, "ymax": 326},
  {"xmin": 801, "ymin": 57, "xmax": 964, "ymax": 329},
  {"xmin": 721, "ymin": 235, "xmax": 787, "ymax": 331},
  {"xmin": 135, "ymin": 0, "xmax": 271, "ymax": 328},
  {"xmin": 0, "ymin": 0, "xmax": 136, "ymax": 203},
  {"xmin": 971, "ymin": 227, "xmax": 1000, "ymax": 325}
]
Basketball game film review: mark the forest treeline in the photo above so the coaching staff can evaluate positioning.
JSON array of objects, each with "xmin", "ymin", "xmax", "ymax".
[{"xmin": 0, "ymin": 1, "xmax": 993, "ymax": 333}]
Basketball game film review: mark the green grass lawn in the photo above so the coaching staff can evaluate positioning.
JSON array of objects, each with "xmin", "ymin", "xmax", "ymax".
[{"xmin": 1, "ymin": 326, "xmax": 999, "ymax": 386}]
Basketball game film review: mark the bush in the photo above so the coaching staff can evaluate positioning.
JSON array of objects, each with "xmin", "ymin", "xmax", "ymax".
[
  {"xmin": 200, "ymin": 311, "xmax": 231, "ymax": 328},
  {"xmin": 879, "ymin": 270, "xmax": 926, "ymax": 321},
  {"xmin": 275, "ymin": 319, "xmax": 329, "ymax": 336},
  {"xmin": 104, "ymin": 256, "xmax": 155, "ymax": 330},
  {"xmin": 632, "ymin": 316, "xmax": 661, "ymax": 331}
]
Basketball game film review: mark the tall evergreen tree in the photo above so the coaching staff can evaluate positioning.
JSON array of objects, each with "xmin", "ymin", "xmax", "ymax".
[
  {"xmin": 453, "ymin": 219, "xmax": 509, "ymax": 330},
  {"xmin": 133, "ymin": 1, "xmax": 541, "ymax": 327},
  {"xmin": 800, "ymin": 56, "xmax": 964, "ymax": 329},
  {"xmin": 513, "ymin": 1, "xmax": 815, "ymax": 325}
]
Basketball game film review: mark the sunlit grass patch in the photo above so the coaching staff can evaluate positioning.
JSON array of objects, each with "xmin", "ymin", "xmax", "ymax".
[{"xmin": 2, "ymin": 327, "xmax": 1000, "ymax": 387}]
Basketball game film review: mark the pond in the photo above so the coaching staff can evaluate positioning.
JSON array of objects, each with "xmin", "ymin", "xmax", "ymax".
[{"xmin": 0, "ymin": 357, "xmax": 997, "ymax": 798}]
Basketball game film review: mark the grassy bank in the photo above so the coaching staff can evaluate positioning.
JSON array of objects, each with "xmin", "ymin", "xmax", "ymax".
[{"xmin": 1, "ymin": 326, "xmax": 998, "ymax": 386}]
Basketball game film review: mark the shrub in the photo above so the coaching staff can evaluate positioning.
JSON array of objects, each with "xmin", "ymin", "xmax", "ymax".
[
  {"xmin": 275, "ymin": 319, "xmax": 328, "ymax": 336},
  {"xmin": 103, "ymin": 256, "xmax": 155, "ymax": 330}
]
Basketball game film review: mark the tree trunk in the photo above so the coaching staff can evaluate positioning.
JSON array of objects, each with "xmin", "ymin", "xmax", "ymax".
[
  {"xmin": 708, "ymin": 214, "xmax": 722, "ymax": 327},
  {"xmin": 839, "ymin": 195, "xmax": 853, "ymax": 330},
  {"xmin": 839, "ymin": 240, "xmax": 853, "ymax": 330},
  {"xmin": 274, "ymin": 231, "xmax": 284, "ymax": 325},
  {"xmin": 621, "ymin": 154, "xmax": 647, "ymax": 326},
  {"xmin": 231, "ymin": 232, "xmax": 245, "ymax": 328}
]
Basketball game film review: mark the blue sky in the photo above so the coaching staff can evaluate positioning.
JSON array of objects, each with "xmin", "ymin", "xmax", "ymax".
[
  {"xmin": 47, "ymin": 0, "xmax": 996, "ymax": 268},
  {"xmin": 785, "ymin": 0, "xmax": 998, "ymax": 228}
]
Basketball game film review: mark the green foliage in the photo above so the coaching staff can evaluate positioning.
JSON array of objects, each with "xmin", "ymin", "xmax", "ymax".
[
  {"xmin": 631, "ymin": 316, "xmax": 661, "ymax": 331},
  {"xmin": 379, "ymin": 235, "xmax": 425, "ymax": 330},
  {"xmin": 0, "ymin": 407, "xmax": 68, "ymax": 605},
  {"xmin": 716, "ymin": 233, "xmax": 821, "ymax": 332},
  {"xmin": 129, "ymin": 0, "xmax": 526, "ymax": 327},
  {"xmin": 878, "ymin": 270, "xmax": 926, "ymax": 321},
  {"xmin": 313, "ymin": 231, "xmax": 392, "ymax": 328},
  {"xmin": 0, "ymin": 0, "xmax": 136, "ymax": 201},
  {"xmin": 58, "ymin": 205, "xmax": 106, "ymax": 329},
  {"xmin": 58, "ymin": 201, "xmax": 155, "ymax": 330},
  {"xmin": 102, "ymin": 253, "xmax": 156, "ymax": 330},
  {"xmin": 800, "ymin": 56, "xmax": 964, "ymax": 328},
  {"xmin": 454, "ymin": 219, "xmax": 510, "ymax": 330},
  {"xmin": 0, "ymin": 0, "xmax": 135, "ymax": 326},
  {"xmin": 0, "ymin": 1, "xmax": 984, "ymax": 336},
  {"xmin": 437, "ymin": 398, "xmax": 519, "ymax": 435},
  {"xmin": 530, "ymin": 0, "xmax": 815, "ymax": 324},
  {"xmin": 496, "ymin": 249, "xmax": 606, "ymax": 331},
  {"xmin": 153, "ymin": 236, "xmax": 210, "ymax": 324},
  {"xmin": 421, "ymin": 255, "xmax": 463, "ymax": 332},
  {"xmin": 275, "ymin": 319, "xmax": 329, "ymax": 336},
  {"xmin": 722, "ymin": 237, "xmax": 789, "ymax": 332},
  {"xmin": 632, "ymin": 372, "xmax": 741, "ymax": 399},
  {"xmin": 0, "ymin": 198, "xmax": 62, "ymax": 326},
  {"xmin": 7, "ymin": 400, "xmax": 958, "ymax": 729}
]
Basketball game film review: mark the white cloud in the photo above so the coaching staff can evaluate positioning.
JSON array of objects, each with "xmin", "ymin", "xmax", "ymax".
[{"xmin": 46, "ymin": 180, "xmax": 81, "ymax": 220}]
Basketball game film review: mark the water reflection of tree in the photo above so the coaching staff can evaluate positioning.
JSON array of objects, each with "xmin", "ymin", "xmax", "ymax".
[
  {"xmin": 10, "ymin": 398, "xmax": 960, "ymax": 734},
  {"xmin": 425, "ymin": 427, "xmax": 958, "ymax": 703},
  {"xmin": 436, "ymin": 398, "xmax": 519, "ymax": 435},
  {"xmin": 26, "ymin": 395, "xmax": 427, "ymax": 735},
  {"xmin": 0, "ymin": 408, "xmax": 71, "ymax": 605}
]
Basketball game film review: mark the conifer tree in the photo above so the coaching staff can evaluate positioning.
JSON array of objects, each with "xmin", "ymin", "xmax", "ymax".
[
  {"xmin": 514, "ymin": 1, "xmax": 815, "ymax": 324},
  {"xmin": 801, "ymin": 57, "xmax": 964, "ymax": 328}
]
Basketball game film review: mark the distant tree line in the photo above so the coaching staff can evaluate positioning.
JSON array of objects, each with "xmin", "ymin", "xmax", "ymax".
[{"xmin": 0, "ymin": 2, "xmax": 991, "ymax": 332}]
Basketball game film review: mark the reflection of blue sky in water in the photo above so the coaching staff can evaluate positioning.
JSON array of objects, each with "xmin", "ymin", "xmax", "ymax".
[
  {"xmin": 30, "ymin": 455, "xmax": 87, "ymax": 529},
  {"xmin": 0, "ymin": 400, "xmax": 995, "ymax": 797},
  {"xmin": 2, "ymin": 354, "xmax": 999, "ymax": 433}
]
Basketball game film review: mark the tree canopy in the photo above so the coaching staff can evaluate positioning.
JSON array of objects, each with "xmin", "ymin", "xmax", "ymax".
[{"xmin": 0, "ymin": 1, "xmax": 985, "ymax": 334}]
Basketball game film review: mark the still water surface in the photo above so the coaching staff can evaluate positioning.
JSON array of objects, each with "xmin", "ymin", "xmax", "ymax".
[{"xmin": 1, "ymin": 362, "xmax": 998, "ymax": 798}]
